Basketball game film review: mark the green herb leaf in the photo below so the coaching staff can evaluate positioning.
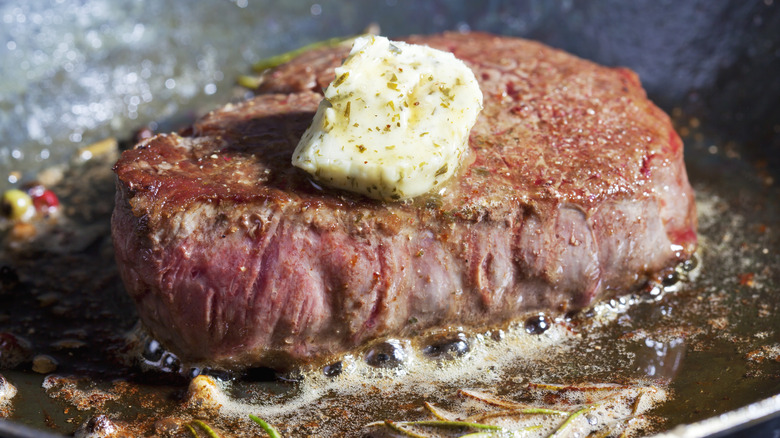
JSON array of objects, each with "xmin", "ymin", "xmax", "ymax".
[
  {"xmin": 548, "ymin": 405, "xmax": 594, "ymax": 438},
  {"xmin": 333, "ymin": 72, "xmax": 350, "ymax": 88},
  {"xmin": 467, "ymin": 407, "xmax": 569, "ymax": 423},
  {"xmin": 528, "ymin": 382, "xmax": 627, "ymax": 392},
  {"xmin": 383, "ymin": 420, "xmax": 430, "ymax": 438},
  {"xmin": 185, "ymin": 423, "xmax": 199, "ymax": 438},
  {"xmin": 191, "ymin": 420, "xmax": 222, "ymax": 438},
  {"xmin": 249, "ymin": 414, "xmax": 283, "ymax": 438},
  {"xmin": 459, "ymin": 424, "xmax": 543, "ymax": 437},
  {"xmin": 400, "ymin": 420, "xmax": 503, "ymax": 431},
  {"xmin": 423, "ymin": 402, "xmax": 450, "ymax": 420},
  {"xmin": 252, "ymin": 35, "xmax": 360, "ymax": 73},
  {"xmin": 237, "ymin": 75, "xmax": 263, "ymax": 90}
]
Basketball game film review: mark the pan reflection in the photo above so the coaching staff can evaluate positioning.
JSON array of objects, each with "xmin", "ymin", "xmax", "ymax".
[{"xmin": 637, "ymin": 337, "xmax": 686, "ymax": 382}]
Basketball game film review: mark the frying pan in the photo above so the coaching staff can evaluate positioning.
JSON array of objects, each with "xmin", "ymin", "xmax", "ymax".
[{"xmin": 0, "ymin": 1, "xmax": 778, "ymax": 437}]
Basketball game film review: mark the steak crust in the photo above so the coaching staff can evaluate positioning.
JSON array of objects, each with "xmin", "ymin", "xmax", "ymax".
[{"xmin": 112, "ymin": 32, "xmax": 697, "ymax": 369}]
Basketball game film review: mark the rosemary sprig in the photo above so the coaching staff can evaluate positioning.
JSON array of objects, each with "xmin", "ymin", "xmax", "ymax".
[
  {"xmin": 368, "ymin": 418, "xmax": 507, "ymax": 436},
  {"xmin": 239, "ymin": 33, "xmax": 369, "ymax": 90},
  {"xmin": 459, "ymin": 389, "xmax": 569, "ymax": 417},
  {"xmin": 528, "ymin": 382, "xmax": 628, "ymax": 392},
  {"xmin": 236, "ymin": 75, "xmax": 264, "ymax": 90},
  {"xmin": 185, "ymin": 423, "xmax": 199, "ymax": 438},
  {"xmin": 459, "ymin": 424, "xmax": 543, "ymax": 437},
  {"xmin": 369, "ymin": 385, "xmax": 654, "ymax": 437},
  {"xmin": 249, "ymin": 414, "xmax": 283, "ymax": 438},
  {"xmin": 458, "ymin": 389, "xmax": 532, "ymax": 409},
  {"xmin": 252, "ymin": 35, "xmax": 359, "ymax": 73},
  {"xmin": 404, "ymin": 420, "xmax": 504, "ymax": 430},
  {"xmin": 424, "ymin": 401, "xmax": 452, "ymax": 421},
  {"xmin": 383, "ymin": 420, "xmax": 430, "ymax": 438},
  {"xmin": 466, "ymin": 407, "xmax": 569, "ymax": 423},
  {"xmin": 548, "ymin": 405, "xmax": 594, "ymax": 438},
  {"xmin": 630, "ymin": 387, "xmax": 654, "ymax": 416},
  {"xmin": 191, "ymin": 420, "xmax": 222, "ymax": 438}
]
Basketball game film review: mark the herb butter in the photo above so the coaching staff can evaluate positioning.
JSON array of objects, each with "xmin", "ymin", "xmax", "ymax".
[{"xmin": 292, "ymin": 35, "xmax": 483, "ymax": 201}]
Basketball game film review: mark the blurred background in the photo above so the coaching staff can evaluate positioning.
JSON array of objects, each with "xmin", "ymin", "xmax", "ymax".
[{"xmin": 0, "ymin": 0, "xmax": 778, "ymax": 189}]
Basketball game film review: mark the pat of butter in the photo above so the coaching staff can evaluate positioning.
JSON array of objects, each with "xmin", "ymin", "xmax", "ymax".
[{"xmin": 292, "ymin": 35, "xmax": 483, "ymax": 201}]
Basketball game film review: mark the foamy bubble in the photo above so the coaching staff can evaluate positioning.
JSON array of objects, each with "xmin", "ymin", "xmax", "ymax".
[{"xmin": 210, "ymin": 322, "xmax": 575, "ymax": 421}]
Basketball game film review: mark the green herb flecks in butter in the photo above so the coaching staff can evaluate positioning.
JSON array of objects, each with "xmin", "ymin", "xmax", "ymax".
[{"xmin": 292, "ymin": 35, "xmax": 483, "ymax": 201}]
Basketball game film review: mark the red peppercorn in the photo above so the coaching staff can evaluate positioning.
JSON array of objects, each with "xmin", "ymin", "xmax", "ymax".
[{"xmin": 28, "ymin": 185, "xmax": 59, "ymax": 213}]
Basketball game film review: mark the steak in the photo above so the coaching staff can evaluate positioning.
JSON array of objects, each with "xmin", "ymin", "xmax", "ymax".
[{"xmin": 112, "ymin": 32, "xmax": 697, "ymax": 370}]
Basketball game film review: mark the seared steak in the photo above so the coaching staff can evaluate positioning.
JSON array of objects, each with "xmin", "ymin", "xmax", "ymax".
[{"xmin": 112, "ymin": 32, "xmax": 697, "ymax": 369}]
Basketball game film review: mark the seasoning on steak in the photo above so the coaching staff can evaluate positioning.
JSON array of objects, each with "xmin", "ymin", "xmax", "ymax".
[{"xmin": 111, "ymin": 32, "xmax": 697, "ymax": 370}]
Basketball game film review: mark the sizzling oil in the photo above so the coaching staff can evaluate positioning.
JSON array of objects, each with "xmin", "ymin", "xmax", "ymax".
[{"xmin": 0, "ymin": 119, "xmax": 779, "ymax": 437}]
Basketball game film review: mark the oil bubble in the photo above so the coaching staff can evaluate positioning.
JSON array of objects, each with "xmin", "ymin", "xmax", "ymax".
[
  {"xmin": 365, "ymin": 339, "xmax": 407, "ymax": 368},
  {"xmin": 187, "ymin": 367, "xmax": 201, "ymax": 379},
  {"xmin": 160, "ymin": 352, "xmax": 180, "ymax": 373},
  {"xmin": 323, "ymin": 361, "xmax": 342, "ymax": 377},
  {"xmin": 661, "ymin": 271, "xmax": 680, "ymax": 287},
  {"xmin": 524, "ymin": 314, "xmax": 550, "ymax": 335},
  {"xmin": 75, "ymin": 414, "xmax": 118, "ymax": 437},
  {"xmin": 142, "ymin": 339, "xmax": 163, "ymax": 362},
  {"xmin": 681, "ymin": 254, "xmax": 698, "ymax": 272},
  {"xmin": 422, "ymin": 332, "xmax": 469, "ymax": 360}
]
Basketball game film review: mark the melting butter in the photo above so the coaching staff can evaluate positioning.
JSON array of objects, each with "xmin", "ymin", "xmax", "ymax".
[{"xmin": 292, "ymin": 35, "xmax": 483, "ymax": 201}]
